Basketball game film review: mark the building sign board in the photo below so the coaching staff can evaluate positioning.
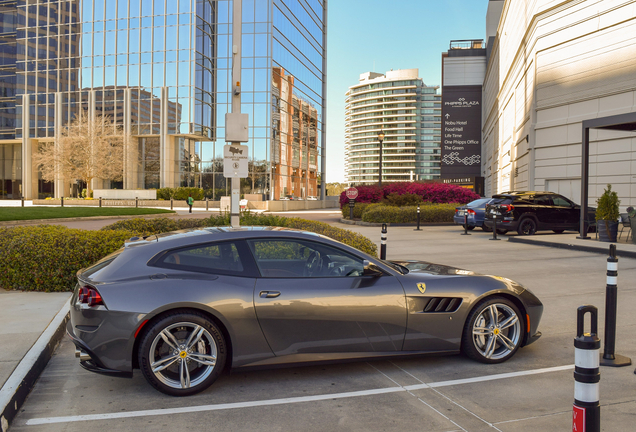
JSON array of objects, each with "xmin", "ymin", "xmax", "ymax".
[
  {"xmin": 223, "ymin": 144, "xmax": 249, "ymax": 178},
  {"xmin": 441, "ymin": 85, "xmax": 482, "ymax": 178}
]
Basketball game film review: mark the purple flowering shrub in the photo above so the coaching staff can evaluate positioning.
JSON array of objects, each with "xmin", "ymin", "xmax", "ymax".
[{"xmin": 340, "ymin": 182, "xmax": 480, "ymax": 208}]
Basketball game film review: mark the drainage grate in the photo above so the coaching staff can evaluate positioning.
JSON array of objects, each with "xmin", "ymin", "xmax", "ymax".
[{"xmin": 422, "ymin": 297, "xmax": 463, "ymax": 313}]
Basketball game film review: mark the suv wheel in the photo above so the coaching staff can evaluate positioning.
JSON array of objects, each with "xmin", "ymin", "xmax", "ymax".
[{"xmin": 517, "ymin": 218, "xmax": 537, "ymax": 235}]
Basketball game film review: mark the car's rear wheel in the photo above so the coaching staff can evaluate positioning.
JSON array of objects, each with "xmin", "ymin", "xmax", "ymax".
[
  {"xmin": 465, "ymin": 225, "xmax": 475, "ymax": 231},
  {"xmin": 553, "ymin": 230, "xmax": 564, "ymax": 234},
  {"xmin": 462, "ymin": 297, "xmax": 524, "ymax": 364},
  {"xmin": 139, "ymin": 311, "xmax": 227, "ymax": 396},
  {"xmin": 517, "ymin": 218, "xmax": 537, "ymax": 235},
  {"xmin": 482, "ymin": 225, "xmax": 493, "ymax": 232}
]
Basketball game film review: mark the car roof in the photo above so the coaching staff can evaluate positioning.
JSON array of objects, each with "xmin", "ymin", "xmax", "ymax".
[{"xmin": 494, "ymin": 191, "xmax": 557, "ymax": 197}]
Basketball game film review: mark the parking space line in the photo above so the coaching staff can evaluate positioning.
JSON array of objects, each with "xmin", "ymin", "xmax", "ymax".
[{"xmin": 25, "ymin": 364, "xmax": 575, "ymax": 426}]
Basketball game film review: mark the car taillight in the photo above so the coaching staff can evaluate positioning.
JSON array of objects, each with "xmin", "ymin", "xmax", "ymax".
[
  {"xmin": 78, "ymin": 285, "xmax": 104, "ymax": 307},
  {"xmin": 467, "ymin": 209, "xmax": 476, "ymax": 215},
  {"xmin": 502, "ymin": 204, "xmax": 515, "ymax": 212}
]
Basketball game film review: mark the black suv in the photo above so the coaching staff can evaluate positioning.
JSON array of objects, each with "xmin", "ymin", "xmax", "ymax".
[{"xmin": 484, "ymin": 191, "xmax": 596, "ymax": 235}]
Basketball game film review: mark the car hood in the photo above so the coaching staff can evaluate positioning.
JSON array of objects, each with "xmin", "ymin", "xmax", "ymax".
[{"xmin": 390, "ymin": 260, "xmax": 527, "ymax": 294}]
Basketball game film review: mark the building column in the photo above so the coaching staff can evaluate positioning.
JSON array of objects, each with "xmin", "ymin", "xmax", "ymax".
[
  {"xmin": 123, "ymin": 88, "xmax": 138, "ymax": 189},
  {"xmin": 160, "ymin": 86, "xmax": 169, "ymax": 188}
]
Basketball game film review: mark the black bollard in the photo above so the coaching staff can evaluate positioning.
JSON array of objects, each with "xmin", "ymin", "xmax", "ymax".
[
  {"xmin": 99, "ymin": 197, "xmax": 102, "ymax": 208},
  {"xmin": 380, "ymin": 224, "xmax": 387, "ymax": 260},
  {"xmin": 135, "ymin": 196, "xmax": 139, "ymax": 208},
  {"xmin": 490, "ymin": 213, "xmax": 499, "ymax": 241},
  {"xmin": 21, "ymin": 197, "xmax": 24, "ymax": 207},
  {"xmin": 414, "ymin": 204, "xmax": 421, "ymax": 231},
  {"xmin": 573, "ymin": 305, "xmax": 601, "ymax": 432},
  {"xmin": 206, "ymin": 197, "xmax": 209, "ymax": 211},
  {"xmin": 61, "ymin": 196, "xmax": 64, "ymax": 207},
  {"xmin": 600, "ymin": 244, "xmax": 631, "ymax": 367},
  {"xmin": 170, "ymin": 197, "xmax": 173, "ymax": 210},
  {"xmin": 461, "ymin": 211, "xmax": 470, "ymax": 235}
]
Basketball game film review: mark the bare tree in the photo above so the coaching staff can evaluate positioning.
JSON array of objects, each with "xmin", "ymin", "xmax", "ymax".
[{"xmin": 33, "ymin": 112, "xmax": 127, "ymax": 197}]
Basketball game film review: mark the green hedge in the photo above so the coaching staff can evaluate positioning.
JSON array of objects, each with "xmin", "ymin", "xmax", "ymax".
[
  {"xmin": 100, "ymin": 217, "xmax": 211, "ymax": 237},
  {"xmin": 0, "ymin": 225, "xmax": 132, "ymax": 292},
  {"xmin": 340, "ymin": 202, "xmax": 382, "ymax": 219},
  {"xmin": 361, "ymin": 203, "xmax": 458, "ymax": 224},
  {"xmin": 156, "ymin": 187, "xmax": 205, "ymax": 200}
]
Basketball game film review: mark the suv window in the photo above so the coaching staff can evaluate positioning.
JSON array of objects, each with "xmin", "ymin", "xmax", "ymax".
[
  {"xmin": 156, "ymin": 241, "xmax": 245, "ymax": 275},
  {"xmin": 552, "ymin": 196, "xmax": 572, "ymax": 207},
  {"xmin": 533, "ymin": 195, "xmax": 553, "ymax": 206}
]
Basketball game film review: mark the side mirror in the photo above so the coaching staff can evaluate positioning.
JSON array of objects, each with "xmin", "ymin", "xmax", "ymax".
[{"xmin": 362, "ymin": 260, "xmax": 383, "ymax": 277}]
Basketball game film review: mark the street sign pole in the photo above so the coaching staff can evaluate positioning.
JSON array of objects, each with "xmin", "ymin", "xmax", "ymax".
[{"xmin": 230, "ymin": 0, "xmax": 242, "ymax": 228}]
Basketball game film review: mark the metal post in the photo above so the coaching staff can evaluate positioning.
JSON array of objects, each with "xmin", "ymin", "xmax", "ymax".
[
  {"xmin": 414, "ymin": 204, "xmax": 421, "ymax": 231},
  {"xmin": 462, "ymin": 212, "xmax": 470, "ymax": 235},
  {"xmin": 349, "ymin": 199, "xmax": 355, "ymax": 220},
  {"xmin": 378, "ymin": 137, "xmax": 383, "ymax": 187},
  {"xmin": 206, "ymin": 197, "xmax": 209, "ymax": 211},
  {"xmin": 490, "ymin": 214, "xmax": 499, "ymax": 241},
  {"xmin": 170, "ymin": 197, "xmax": 173, "ymax": 210},
  {"xmin": 600, "ymin": 244, "xmax": 631, "ymax": 367},
  {"xmin": 230, "ymin": 0, "xmax": 242, "ymax": 228},
  {"xmin": 135, "ymin": 196, "xmax": 138, "ymax": 208},
  {"xmin": 573, "ymin": 305, "xmax": 601, "ymax": 432},
  {"xmin": 21, "ymin": 197, "xmax": 24, "ymax": 207},
  {"xmin": 380, "ymin": 223, "xmax": 387, "ymax": 260},
  {"xmin": 61, "ymin": 196, "xmax": 64, "ymax": 207},
  {"xmin": 99, "ymin": 197, "xmax": 102, "ymax": 208}
]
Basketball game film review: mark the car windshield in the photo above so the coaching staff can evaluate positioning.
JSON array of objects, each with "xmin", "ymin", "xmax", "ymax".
[
  {"xmin": 467, "ymin": 198, "xmax": 491, "ymax": 207},
  {"xmin": 382, "ymin": 260, "xmax": 409, "ymax": 275}
]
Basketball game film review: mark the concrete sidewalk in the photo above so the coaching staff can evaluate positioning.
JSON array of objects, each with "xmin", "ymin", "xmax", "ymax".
[{"xmin": 0, "ymin": 289, "xmax": 70, "ymax": 431}]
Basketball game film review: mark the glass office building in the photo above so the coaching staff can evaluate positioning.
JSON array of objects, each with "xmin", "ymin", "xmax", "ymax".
[
  {"xmin": 345, "ymin": 69, "xmax": 441, "ymax": 184},
  {"xmin": 0, "ymin": 0, "xmax": 326, "ymax": 200}
]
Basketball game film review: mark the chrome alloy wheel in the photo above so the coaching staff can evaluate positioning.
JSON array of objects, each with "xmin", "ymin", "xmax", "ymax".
[
  {"xmin": 471, "ymin": 303, "xmax": 521, "ymax": 360},
  {"xmin": 149, "ymin": 322, "xmax": 218, "ymax": 389}
]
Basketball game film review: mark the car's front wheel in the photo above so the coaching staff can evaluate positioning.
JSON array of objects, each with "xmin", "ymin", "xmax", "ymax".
[
  {"xmin": 462, "ymin": 297, "xmax": 524, "ymax": 364},
  {"xmin": 465, "ymin": 225, "xmax": 475, "ymax": 231},
  {"xmin": 517, "ymin": 218, "xmax": 537, "ymax": 235},
  {"xmin": 138, "ymin": 311, "xmax": 227, "ymax": 396}
]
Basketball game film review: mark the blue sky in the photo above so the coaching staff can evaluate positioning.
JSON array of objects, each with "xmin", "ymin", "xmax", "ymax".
[{"xmin": 325, "ymin": 0, "xmax": 491, "ymax": 183}]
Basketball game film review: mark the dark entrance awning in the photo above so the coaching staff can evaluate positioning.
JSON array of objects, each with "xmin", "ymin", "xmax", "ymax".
[{"xmin": 579, "ymin": 112, "xmax": 636, "ymax": 238}]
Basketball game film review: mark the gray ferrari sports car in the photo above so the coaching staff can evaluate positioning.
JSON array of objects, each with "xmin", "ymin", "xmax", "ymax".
[{"xmin": 67, "ymin": 227, "xmax": 543, "ymax": 396}]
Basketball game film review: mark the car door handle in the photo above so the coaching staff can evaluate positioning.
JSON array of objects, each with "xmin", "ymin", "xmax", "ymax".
[{"xmin": 259, "ymin": 291, "xmax": 281, "ymax": 298}]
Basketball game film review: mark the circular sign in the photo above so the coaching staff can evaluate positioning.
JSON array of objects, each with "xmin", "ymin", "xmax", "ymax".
[{"xmin": 345, "ymin": 187, "xmax": 358, "ymax": 200}]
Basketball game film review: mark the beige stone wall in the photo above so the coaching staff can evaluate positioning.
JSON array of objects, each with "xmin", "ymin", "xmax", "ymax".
[{"xmin": 483, "ymin": 0, "xmax": 636, "ymax": 209}]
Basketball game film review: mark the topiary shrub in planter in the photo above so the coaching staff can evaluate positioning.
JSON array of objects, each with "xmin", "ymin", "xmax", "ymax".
[
  {"xmin": 596, "ymin": 184, "xmax": 620, "ymax": 242},
  {"xmin": 0, "ymin": 225, "xmax": 132, "ymax": 292}
]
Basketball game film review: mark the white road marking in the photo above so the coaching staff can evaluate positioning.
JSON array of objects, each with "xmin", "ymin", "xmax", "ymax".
[{"xmin": 25, "ymin": 364, "xmax": 575, "ymax": 426}]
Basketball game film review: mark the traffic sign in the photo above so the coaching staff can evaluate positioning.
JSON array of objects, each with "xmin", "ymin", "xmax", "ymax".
[
  {"xmin": 345, "ymin": 187, "xmax": 358, "ymax": 200},
  {"xmin": 223, "ymin": 144, "xmax": 248, "ymax": 178}
]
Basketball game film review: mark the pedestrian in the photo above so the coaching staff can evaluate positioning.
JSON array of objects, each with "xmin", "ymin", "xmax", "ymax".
[{"xmin": 187, "ymin": 194, "xmax": 194, "ymax": 213}]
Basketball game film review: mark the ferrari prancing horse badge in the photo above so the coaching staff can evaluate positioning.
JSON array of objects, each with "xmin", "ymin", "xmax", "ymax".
[{"xmin": 417, "ymin": 283, "xmax": 426, "ymax": 293}]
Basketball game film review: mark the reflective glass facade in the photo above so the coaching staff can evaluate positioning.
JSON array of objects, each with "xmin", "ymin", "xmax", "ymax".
[
  {"xmin": 345, "ymin": 69, "xmax": 441, "ymax": 184},
  {"xmin": 0, "ymin": 0, "xmax": 325, "ymax": 199}
]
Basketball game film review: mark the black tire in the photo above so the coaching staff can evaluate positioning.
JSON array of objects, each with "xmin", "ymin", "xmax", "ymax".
[
  {"xmin": 497, "ymin": 229, "xmax": 508, "ymax": 235},
  {"xmin": 466, "ymin": 225, "xmax": 475, "ymax": 231},
  {"xmin": 461, "ymin": 296, "xmax": 524, "ymax": 364},
  {"xmin": 138, "ymin": 311, "xmax": 227, "ymax": 396},
  {"xmin": 517, "ymin": 218, "xmax": 537, "ymax": 235},
  {"xmin": 552, "ymin": 230, "xmax": 564, "ymax": 234},
  {"xmin": 482, "ymin": 225, "xmax": 493, "ymax": 232}
]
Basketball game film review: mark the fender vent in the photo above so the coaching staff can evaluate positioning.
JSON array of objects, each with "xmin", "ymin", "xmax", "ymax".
[{"xmin": 422, "ymin": 297, "xmax": 463, "ymax": 313}]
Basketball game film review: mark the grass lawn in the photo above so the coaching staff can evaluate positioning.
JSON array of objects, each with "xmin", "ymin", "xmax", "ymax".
[{"xmin": 0, "ymin": 207, "xmax": 176, "ymax": 221}]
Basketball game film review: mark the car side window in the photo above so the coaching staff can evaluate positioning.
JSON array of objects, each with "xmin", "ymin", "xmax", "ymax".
[
  {"xmin": 533, "ymin": 195, "xmax": 553, "ymax": 206},
  {"xmin": 552, "ymin": 196, "xmax": 571, "ymax": 207},
  {"xmin": 156, "ymin": 241, "xmax": 244, "ymax": 275},
  {"xmin": 248, "ymin": 239, "xmax": 364, "ymax": 278}
]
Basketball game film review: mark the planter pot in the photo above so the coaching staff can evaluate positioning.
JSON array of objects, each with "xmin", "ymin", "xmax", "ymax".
[
  {"xmin": 598, "ymin": 219, "xmax": 619, "ymax": 242},
  {"xmin": 630, "ymin": 216, "xmax": 636, "ymax": 244}
]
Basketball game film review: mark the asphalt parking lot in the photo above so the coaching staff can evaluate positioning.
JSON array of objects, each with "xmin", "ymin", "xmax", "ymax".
[{"xmin": 10, "ymin": 222, "xmax": 636, "ymax": 431}]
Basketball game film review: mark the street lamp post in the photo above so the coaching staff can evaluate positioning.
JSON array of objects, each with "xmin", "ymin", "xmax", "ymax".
[{"xmin": 377, "ymin": 128, "xmax": 385, "ymax": 186}]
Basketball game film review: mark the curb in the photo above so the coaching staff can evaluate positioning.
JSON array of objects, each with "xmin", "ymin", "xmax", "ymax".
[
  {"xmin": 339, "ymin": 218, "xmax": 453, "ymax": 227},
  {"xmin": 507, "ymin": 237, "xmax": 636, "ymax": 259},
  {"xmin": 0, "ymin": 300, "xmax": 70, "ymax": 432}
]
